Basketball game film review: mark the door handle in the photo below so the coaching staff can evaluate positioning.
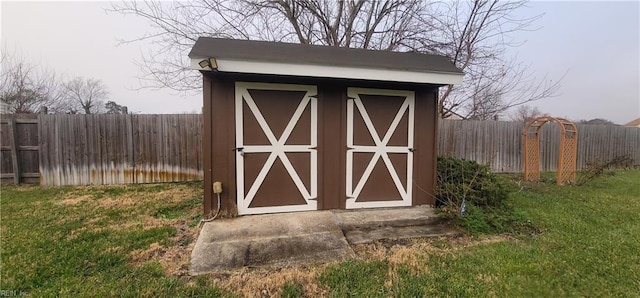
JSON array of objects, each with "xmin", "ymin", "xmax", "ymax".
[{"xmin": 233, "ymin": 147, "xmax": 244, "ymax": 156}]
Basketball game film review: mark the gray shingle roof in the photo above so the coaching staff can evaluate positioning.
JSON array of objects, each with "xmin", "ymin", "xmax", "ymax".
[{"xmin": 189, "ymin": 37, "xmax": 462, "ymax": 75}]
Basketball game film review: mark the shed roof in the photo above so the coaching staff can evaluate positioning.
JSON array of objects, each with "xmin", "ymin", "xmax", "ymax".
[{"xmin": 188, "ymin": 37, "xmax": 463, "ymax": 85}]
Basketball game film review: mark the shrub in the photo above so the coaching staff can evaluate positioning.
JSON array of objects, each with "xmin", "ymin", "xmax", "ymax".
[
  {"xmin": 436, "ymin": 156, "xmax": 510, "ymax": 210},
  {"xmin": 436, "ymin": 156, "xmax": 529, "ymax": 234}
]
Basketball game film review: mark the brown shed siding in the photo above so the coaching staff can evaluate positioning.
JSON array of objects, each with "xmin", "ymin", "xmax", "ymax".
[
  {"xmin": 205, "ymin": 73, "xmax": 238, "ymax": 216},
  {"xmin": 413, "ymin": 88, "xmax": 438, "ymax": 206},
  {"xmin": 317, "ymin": 84, "xmax": 347, "ymax": 210},
  {"xmin": 202, "ymin": 74, "xmax": 213, "ymax": 216},
  {"xmin": 204, "ymin": 73, "xmax": 439, "ymax": 215}
]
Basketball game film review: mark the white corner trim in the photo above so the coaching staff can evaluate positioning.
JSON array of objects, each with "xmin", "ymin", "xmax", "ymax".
[{"xmin": 190, "ymin": 58, "xmax": 463, "ymax": 85}]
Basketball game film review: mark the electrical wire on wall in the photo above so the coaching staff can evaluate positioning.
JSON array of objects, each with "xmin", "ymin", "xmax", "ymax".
[{"xmin": 199, "ymin": 182, "xmax": 222, "ymax": 227}]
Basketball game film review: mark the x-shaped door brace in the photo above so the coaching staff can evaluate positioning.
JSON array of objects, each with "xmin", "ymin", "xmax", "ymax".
[
  {"xmin": 346, "ymin": 88, "xmax": 415, "ymax": 208},
  {"xmin": 235, "ymin": 82, "xmax": 317, "ymax": 214}
]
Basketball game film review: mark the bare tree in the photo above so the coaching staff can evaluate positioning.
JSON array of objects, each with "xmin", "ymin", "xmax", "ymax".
[
  {"xmin": 63, "ymin": 78, "xmax": 109, "ymax": 114},
  {"xmin": 424, "ymin": 1, "xmax": 563, "ymax": 119},
  {"xmin": 0, "ymin": 48, "xmax": 66, "ymax": 114},
  {"xmin": 111, "ymin": 0, "xmax": 562, "ymax": 118},
  {"xmin": 509, "ymin": 105, "xmax": 548, "ymax": 122},
  {"xmin": 111, "ymin": 0, "xmax": 426, "ymax": 92}
]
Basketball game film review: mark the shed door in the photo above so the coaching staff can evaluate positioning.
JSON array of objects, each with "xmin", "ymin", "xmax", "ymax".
[
  {"xmin": 235, "ymin": 82, "xmax": 318, "ymax": 215},
  {"xmin": 346, "ymin": 88, "xmax": 415, "ymax": 209}
]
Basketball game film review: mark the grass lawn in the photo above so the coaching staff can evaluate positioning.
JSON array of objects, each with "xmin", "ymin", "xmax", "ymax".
[{"xmin": 1, "ymin": 171, "xmax": 639, "ymax": 297}]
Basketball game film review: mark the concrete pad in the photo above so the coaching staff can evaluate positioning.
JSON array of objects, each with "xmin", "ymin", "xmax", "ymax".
[
  {"xmin": 332, "ymin": 205, "xmax": 442, "ymax": 231},
  {"xmin": 190, "ymin": 211, "xmax": 353, "ymax": 275},
  {"xmin": 344, "ymin": 225, "xmax": 459, "ymax": 244}
]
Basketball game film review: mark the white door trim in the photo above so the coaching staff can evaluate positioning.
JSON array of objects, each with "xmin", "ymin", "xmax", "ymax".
[
  {"xmin": 235, "ymin": 82, "xmax": 318, "ymax": 215},
  {"xmin": 346, "ymin": 88, "xmax": 415, "ymax": 209}
]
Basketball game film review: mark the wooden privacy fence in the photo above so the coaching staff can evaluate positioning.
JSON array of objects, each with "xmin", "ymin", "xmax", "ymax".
[
  {"xmin": 1, "ymin": 115, "xmax": 638, "ymax": 185},
  {"xmin": 0, "ymin": 114, "xmax": 40, "ymax": 184},
  {"xmin": 38, "ymin": 114, "xmax": 203, "ymax": 186},
  {"xmin": 438, "ymin": 120, "xmax": 640, "ymax": 173}
]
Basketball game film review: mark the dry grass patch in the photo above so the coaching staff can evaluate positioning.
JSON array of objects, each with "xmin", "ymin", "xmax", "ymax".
[
  {"xmin": 128, "ymin": 240, "xmax": 191, "ymax": 277},
  {"xmin": 96, "ymin": 186, "xmax": 195, "ymax": 208},
  {"xmin": 205, "ymin": 235, "xmax": 516, "ymax": 297},
  {"xmin": 96, "ymin": 196, "xmax": 145, "ymax": 208},
  {"xmin": 57, "ymin": 194, "xmax": 93, "ymax": 205},
  {"xmin": 1, "ymin": 185, "xmax": 40, "ymax": 192},
  {"xmin": 57, "ymin": 183, "xmax": 198, "ymax": 206},
  {"xmin": 168, "ymin": 231, "xmax": 516, "ymax": 297},
  {"xmin": 128, "ymin": 215, "xmax": 200, "ymax": 277},
  {"xmin": 353, "ymin": 234, "xmax": 514, "ymax": 273},
  {"xmin": 214, "ymin": 265, "xmax": 329, "ymax": 297},
  {"xmin": 446, "ymin": 233, "xmax": 515, "ymax": 249}
]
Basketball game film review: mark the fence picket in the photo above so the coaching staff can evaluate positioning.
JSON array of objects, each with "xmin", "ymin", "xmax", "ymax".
[
  {"xmin": 437, "ymin": 119, "xmax": 640, "ymax": 172},
  {"xmin": 1, "ymin": 115, "xmax": 636, "ymax": 186}
]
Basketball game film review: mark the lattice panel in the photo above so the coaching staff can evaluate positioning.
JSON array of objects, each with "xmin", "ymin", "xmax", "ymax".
[
  {"xmin": 558, "ymin": 136, "xmax": 577, "ymax": 184},
  {"xmin": 523, "ymin": 117, "xmax": 577, "ymax": 185},
  {"xmin": 524, "ymin": 135, "xmax": 540, "ymax": 181}
]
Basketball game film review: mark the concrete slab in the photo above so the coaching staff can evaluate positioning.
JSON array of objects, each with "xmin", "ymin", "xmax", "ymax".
[
  {"xmin": 190, "ymin": 211, "xmax": 353, "ymax": 275},
  {"xmin": 344, "ymin": 225, "xmax": 458, "ymax": 244},
  {"xmin": 190, "ymin": 206, "xmax": 456, "ymax": 274},
  {"xmin": 332, "ymin": 205, "xmax": 442, "ymax": 231}
]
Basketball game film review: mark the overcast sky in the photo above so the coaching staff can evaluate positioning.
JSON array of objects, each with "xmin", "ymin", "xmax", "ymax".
[{"xmin": 1, "ymin": 1, "xmax": 639, "ymax": 124}]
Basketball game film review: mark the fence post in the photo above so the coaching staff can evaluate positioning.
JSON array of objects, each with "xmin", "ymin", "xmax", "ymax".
[{"xmin": 8, "ymin": 116, "xmax": 21, "ymax": 184}]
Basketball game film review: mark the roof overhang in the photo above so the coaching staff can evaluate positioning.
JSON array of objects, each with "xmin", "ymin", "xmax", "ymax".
[{"xmin": 190, "ymin": 57, "xmax": 463, "ymax": 85}]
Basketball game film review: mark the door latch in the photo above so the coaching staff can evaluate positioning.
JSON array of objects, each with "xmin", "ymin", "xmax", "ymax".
[{"xmin": 233, "ymin": 147, "xmax": 244, "ymax": 156}]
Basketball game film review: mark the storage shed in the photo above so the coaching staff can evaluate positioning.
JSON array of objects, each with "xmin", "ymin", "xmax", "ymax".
[{"xmin": 189, "ymin": 38, "xmax": 463, "ymax": 216}]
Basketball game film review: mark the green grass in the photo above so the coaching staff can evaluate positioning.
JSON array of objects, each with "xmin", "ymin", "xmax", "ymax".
[
  {"xmin": 2, "ymin": 171, "xmax": 639, "ymax": 296},
  {"xmin": 0, "ymin": 182, "xmax": 226, "ymax": 297},
  {"xmin": 319, "ymin": 260, "xmax": 389, "ymax": 297},
  {"xmin": 318, "ymin": 170, "xmax": 640, "ymax": 297},
  {"xmin": 280, "ymin": 281, "xmax": 304, "ymax": 298}
]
